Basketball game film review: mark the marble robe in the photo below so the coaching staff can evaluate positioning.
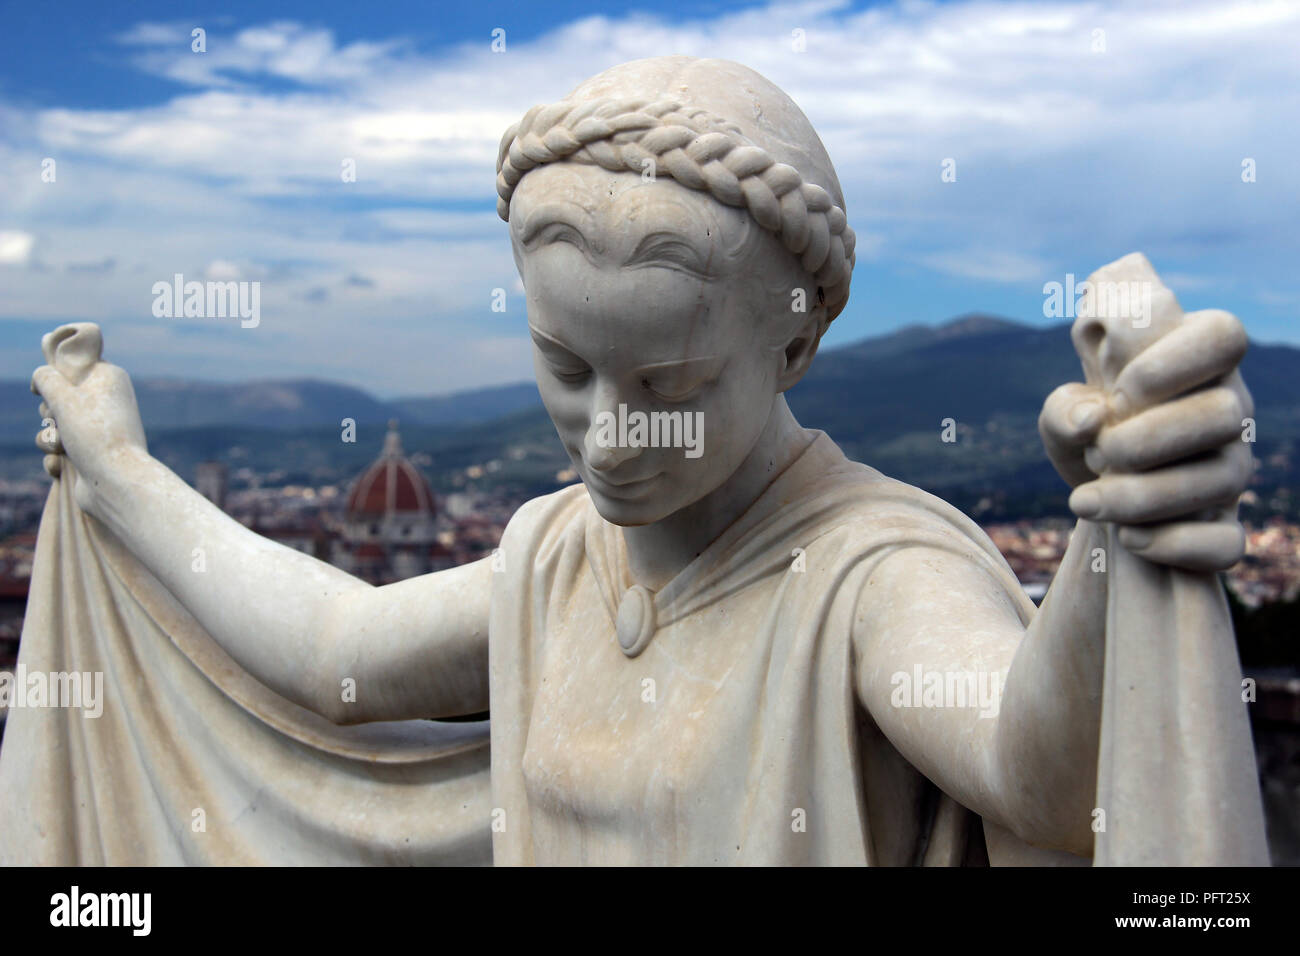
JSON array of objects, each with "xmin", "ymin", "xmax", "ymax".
[
  {"xmin": 488, "ymin": 430, "xmax": 1086, "ymax": 865},
  {"xmin": 0, "ymin": 469, "xmax": 493, "ymax": 865}
]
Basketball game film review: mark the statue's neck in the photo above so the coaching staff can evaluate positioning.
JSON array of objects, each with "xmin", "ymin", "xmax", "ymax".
[{"xmin": 622, "ymin": 394, "xmax": 813, "ymax": 591}]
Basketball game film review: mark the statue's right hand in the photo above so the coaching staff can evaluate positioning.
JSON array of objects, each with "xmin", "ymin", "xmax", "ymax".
[{"xmin": 31, "ymin": 332, "xmax": 148, "ymax": 505}]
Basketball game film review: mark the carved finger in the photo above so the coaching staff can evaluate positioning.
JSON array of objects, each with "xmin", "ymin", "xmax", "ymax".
[
  {"xmin": 1087, "ymin": 386, "xmax": 1244, "ymax": 473},
  {"xmin": 1110, "ymin": 309, "xmax": 1247, "ymax": 418},
  {"xmin": 1117, "ymin": 520, "xmax": 1246, "ymax": 572},
  {"xmin": 1039, "ymin": 382, "xmax": 1107, "ymax": 487},
  {"xmin": 35, "ymin": 425, "xmax": 62, "ymax": 455},
  {"xmin": 1224, "ymin": 367, "xmax": 1255, "ymax": 424},
  {"xmin": 1069, "ymin": 444, "xmax": 1251, "ymax": 524},
  {"xmin": 30, "ymin": 364, "xmax": 72, "ymax": 408}
]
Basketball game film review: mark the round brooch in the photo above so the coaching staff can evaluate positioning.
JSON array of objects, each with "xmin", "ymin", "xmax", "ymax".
[{"xmin": 615, "ymin": 584, "xmax": 657, "ymax": 658}]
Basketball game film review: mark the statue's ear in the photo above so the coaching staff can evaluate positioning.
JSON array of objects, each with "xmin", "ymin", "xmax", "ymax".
[{"xmin": 775, "ymin": 289, "xmax": 826, "ymax": 393}]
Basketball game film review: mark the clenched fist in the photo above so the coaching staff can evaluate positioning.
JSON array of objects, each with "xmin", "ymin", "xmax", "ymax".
[
  {"xmin": 30, "ymin": 323, "xmax": 148, "ymax": 513},
  {"xmin": 1038, "ymin": 256, "xmax": 1254, "ymax": 573}
]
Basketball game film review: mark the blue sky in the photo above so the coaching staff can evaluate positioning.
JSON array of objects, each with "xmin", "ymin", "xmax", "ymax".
[{"xmin": 1, "ymin": 0, "xmax": 1297, "ymax": 396}]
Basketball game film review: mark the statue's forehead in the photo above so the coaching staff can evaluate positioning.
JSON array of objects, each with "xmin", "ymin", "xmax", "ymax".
[{"xmin": 510, "ymin": 163, "xmax": 737, "ymax": 239}]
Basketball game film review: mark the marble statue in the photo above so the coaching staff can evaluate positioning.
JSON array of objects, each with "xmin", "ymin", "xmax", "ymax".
[{"xmin": 2, "ymin": 56, "xmax": 1269, "ymax": 865}]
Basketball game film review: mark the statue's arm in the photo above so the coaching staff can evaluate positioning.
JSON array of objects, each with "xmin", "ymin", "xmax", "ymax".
[
  {"xmin": 854, "ymin": 289, "xmax": 1255, "ymax": 856},
  {"xmin": 31, "ymin": 353, "xmax": 490, "ymax": 724},
  {"xmin": 83, "ymin": 449, "xmax": 491, "ymax": 722},
  {"xmin": 851, "ymin": 542, "xmax": 1101, "ymax": 856}
]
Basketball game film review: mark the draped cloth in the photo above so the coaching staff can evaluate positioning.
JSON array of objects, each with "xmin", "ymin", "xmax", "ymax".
[
  {"xmin": 488, "ymin": 432, "xmax": 1088, "ymax": 865},
  {"xmin": 0, "ymin": 431, "xmax": 1265, "ymax": 866},
  {"xmin": 1075, "ymin": 254, "xmax": 1269, "ymax": 865},
  {"xmin": 3, "ymin": 281, "xmax": 1268, "ymax": 865},
  {"xmin": 0, "ymin": 466, "xmax": 493, "ymax": 865}
]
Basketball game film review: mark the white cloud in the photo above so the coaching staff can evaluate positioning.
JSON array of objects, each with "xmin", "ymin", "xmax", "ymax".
[
  {"xmin": 121, "ymin": 21, "xmax": 406, "ymax": 89},
  {"xmin": 205, "ymin": 259, "xmax": 242, "ymax": 280},
  {"xmin": 114, "ymin": 22, "xmax": 192, "ymax": 46},
  {"xmin": 918, "ymin": 248, "xmax": 1050, "ymax": 283},
  {"xmin": 1, "ymin": 0, "xmax": 1297, "ymax": 391},
  {"xmin": 0, "ymin": 231, "xmax": 35, "ymax": 265}
]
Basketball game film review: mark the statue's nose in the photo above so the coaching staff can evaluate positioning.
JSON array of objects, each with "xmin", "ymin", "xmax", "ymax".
[
  {"xmin": 585, "ymin": 434, "xmax": 640, "ymax": 472},
  {"xmin": 584, "ymin": 384, "xmax": 642, "ymax": 472}
]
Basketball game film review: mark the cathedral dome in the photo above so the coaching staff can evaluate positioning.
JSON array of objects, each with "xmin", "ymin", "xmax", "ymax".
[{"xmin": 345, "ymin": 421, "xmax": 436, "ymax": 518}]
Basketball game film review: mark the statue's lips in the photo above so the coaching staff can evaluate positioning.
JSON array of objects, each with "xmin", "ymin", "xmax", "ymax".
[{"xmin": 584, "ymin": 469, "xmax": 662, "ymax": 496}]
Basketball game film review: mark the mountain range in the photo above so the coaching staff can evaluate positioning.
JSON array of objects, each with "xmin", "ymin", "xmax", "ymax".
[{"xmin": 2, "ymin": 315, "xmax": 1296, "ymax": 520}]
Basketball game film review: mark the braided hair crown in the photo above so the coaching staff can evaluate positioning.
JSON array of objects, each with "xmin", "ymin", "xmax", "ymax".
[{"xmin": 497, "ymin": 57, "xmax": 856, "ymax": 323}]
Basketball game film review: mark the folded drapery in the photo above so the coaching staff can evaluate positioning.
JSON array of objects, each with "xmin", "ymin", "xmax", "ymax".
[
  {"xmin": 1, "ymin": 293, "xmax": 1270, "ymax": 866},
  {"xmin": 1076, "ymin": 254, "xmax": 1268, "ymax": 865},
  {"xmin": 0, "ymin": 461, "xmax": 493, "ymax": 865}
]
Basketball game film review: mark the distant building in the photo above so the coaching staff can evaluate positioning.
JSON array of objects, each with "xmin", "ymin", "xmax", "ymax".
[
  {"xmin": 195, "ymin": 461, "xmax": 228, "ymax": 510},
  {"xmin": 259, "ymin": 525, "xmax": 332, "ymax": 561},
  {"xmin": 333, "ymin": 421, "xmax": 453, "ymax": 584}
]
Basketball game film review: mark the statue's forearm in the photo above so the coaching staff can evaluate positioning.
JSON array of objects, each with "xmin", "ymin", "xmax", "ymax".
[
  {"xmin": 82, "ymin": 446, "xmax": 370, "ymax": 716},
  {"xmin": 994, "ymin": 519, "xmax": 1108, "ymax": 855}
]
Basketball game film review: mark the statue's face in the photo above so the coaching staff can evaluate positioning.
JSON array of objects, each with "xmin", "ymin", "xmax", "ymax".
[{"xmin": 510, "ymin": 162, "xmax": 800, "ymax": 526}]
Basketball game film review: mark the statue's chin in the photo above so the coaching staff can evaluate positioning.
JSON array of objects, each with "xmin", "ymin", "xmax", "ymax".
[{"xmin": 583, "ymin": 489, "xmax": 664, "ymax": 528}]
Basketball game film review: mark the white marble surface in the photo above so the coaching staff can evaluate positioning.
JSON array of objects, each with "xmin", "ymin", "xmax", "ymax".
[{"xmin": 9, "ymin": 56, "xmax": 1268, "ymax": 865}]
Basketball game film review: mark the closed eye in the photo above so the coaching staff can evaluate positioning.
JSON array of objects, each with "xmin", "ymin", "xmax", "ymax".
[
  {"xmin": 527, "ymin": 222, "xmax": 590, "ymax": 252},
  {"xmin": 646, "ymin": 383, "xmax": 703, "ymax": 402},
  {"xmin": 637, "ymin": 354, "xmax": 727, "ymax": 403},
  {"xmin": 530, "ymin": 326, "xmax": 592, "ymax": 386},
  {"xmin": 522, "ymin": 221, "xmax": 592, "ymax": 260},
  {"xmin": 625, "ymin": 233, "xmax": 709, "ymax": 276},
  {"xmin": 641, "ymin": 374, "xmax": 712, "ymax": 404},
  {"xmin": 539, "ymin": 349, "xmax": 591, "ymax": 385},
  {"xmin": 551, "ymin": 364, "xmax": 591, "ymax": 385}
]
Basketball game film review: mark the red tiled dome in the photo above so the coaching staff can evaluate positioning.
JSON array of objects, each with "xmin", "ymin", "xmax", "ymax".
[{"xmin": 345, "ymin": 422, "xmax": 436, "ymax": 518}]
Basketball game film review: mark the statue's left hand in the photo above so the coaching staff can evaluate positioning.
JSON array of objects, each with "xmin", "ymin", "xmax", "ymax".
[{"xmin": 1038, "ymin": 309, "xmax": 1254, "ymax": 572}]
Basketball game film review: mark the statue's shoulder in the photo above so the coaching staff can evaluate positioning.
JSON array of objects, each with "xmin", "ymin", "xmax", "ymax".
[
  {"xmin": 800, "ymin": 437, "xmax": 1011, "ymax": 574},
  {"xmin": 802, "ymin": 434, "xmax": 982, "ymax": 539},
  {"xmin": 790, "ymin": 458, "xmax": 1033, "ymax": 625},
  {"xmin": 499, "ymin": 482, "xmax": 590, "ymax": 555}
]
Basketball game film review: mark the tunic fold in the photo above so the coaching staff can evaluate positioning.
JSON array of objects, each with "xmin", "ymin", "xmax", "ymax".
[
  {"xmin": 489, "ymin": 431, "xmax": 1086, "ymax": 865},
  {"xmin": 0, "ymin": 469, "xmax": 493, "ymax": 865}
]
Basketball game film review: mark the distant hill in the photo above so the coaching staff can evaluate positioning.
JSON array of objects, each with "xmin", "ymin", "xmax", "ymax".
[
  {"xmin": 0, "ymin": 375, "xmax": 538, "ymax": 442},
  {"xmin": 1, "ymin": 316, "xmax": 1036, "ymax": 441},
  {"xmin": 829, "ymin": 313, "xmax": 1031, "ymax": 361},
  {"xmin": 6, "ymin": 314, "xmax": 1293, "ymax": 438},
  {"xmin": 390, "ymin": 382, "xmax": 542, "ymax": 427},
  {"xmin": 0, "ymin": 377, "xmax": 397, "ymax": 441},
  {"xmin": 3, "ymin": 316, "xmax": 1296, "ymax": 521}
]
